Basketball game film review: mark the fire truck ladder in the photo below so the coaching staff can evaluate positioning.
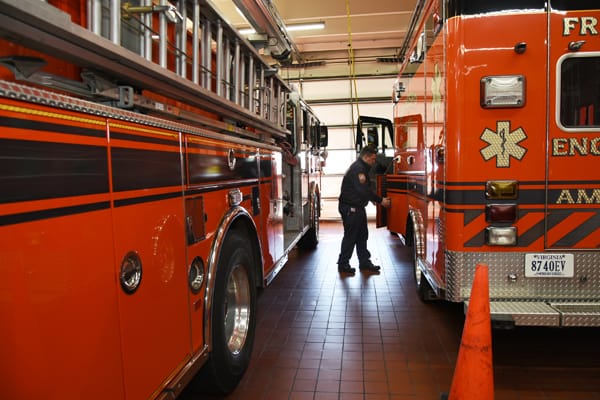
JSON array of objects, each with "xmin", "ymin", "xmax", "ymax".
[{"xmin": 0, "ymin": 0, "xmax": 289, "ymax": 142}]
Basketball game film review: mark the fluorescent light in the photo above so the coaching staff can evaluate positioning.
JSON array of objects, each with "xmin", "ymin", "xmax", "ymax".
[
  {"xmin": 286, "ymin": 22, "xmax": 325, "ymax": 32},
  {"xmin": 238, "ymin": 22, "xmax": 325, "ymax": 36}
]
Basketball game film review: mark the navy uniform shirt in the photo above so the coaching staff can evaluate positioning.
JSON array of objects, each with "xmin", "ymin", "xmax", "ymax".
[{"xmin": 338, "ymin": 158, "xmax": 382, "ymax": 208}]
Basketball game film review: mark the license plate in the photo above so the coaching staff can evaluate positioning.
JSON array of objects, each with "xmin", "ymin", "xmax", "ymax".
[{"xmin": 525, "ymin": 253, "xmax": 574, "ymax": 278}]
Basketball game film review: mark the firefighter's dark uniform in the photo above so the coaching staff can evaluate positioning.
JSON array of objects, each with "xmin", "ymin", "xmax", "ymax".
[{"xmin": 337, "ymin": 155, "xmax": 382, "ymax": 271}]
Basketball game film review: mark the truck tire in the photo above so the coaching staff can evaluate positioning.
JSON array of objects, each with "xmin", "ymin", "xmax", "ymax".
[
  {"xmin": 412, "ymin": 229, "xmax": 436, "ymax": 302},
  {"xmin": 196, "ymin": 231, "xmax": 257, "ymax": 394},
  {"xmin": 297, "ymin": 193, "xmax": 319, "ymax": 250}
]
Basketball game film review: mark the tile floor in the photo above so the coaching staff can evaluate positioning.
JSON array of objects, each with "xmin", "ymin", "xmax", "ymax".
[{"xmin": 181, "ymin": 221, "xmax": 600, "ymax": 400}]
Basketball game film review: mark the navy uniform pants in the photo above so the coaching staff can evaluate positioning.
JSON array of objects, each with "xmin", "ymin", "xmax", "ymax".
[{"xmin": 337, "ymin": 203, "xmax": 371, "ymax": 266}]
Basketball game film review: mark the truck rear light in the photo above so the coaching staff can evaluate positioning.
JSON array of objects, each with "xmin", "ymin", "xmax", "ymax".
[
  {"xmin": 480, "ymin": 75, "xmax": 525, "ymax": 108},
  {"xmin": 486, "ymin": 204, "xmax": 517, "ymax": 222},
  {"xmin": 485, "ymin": 180, "xmax": 518, "ymax": 199},
  {"xmin": 485, "ymin": 227, "xmax": 517, "ymax": 246}
]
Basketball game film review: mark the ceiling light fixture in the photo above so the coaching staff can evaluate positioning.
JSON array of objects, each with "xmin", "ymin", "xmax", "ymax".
[
  {"xmin": 239, "ymin": 21, "xmax": 325, "ymax": 36},
  {"xmin": 285, "ymin": 22, "xmax": 325, "ymax": 32}
]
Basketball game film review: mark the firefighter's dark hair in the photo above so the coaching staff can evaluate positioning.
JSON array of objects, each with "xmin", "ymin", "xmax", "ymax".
[{"xmin": 359, "ymin": 145, "xmax": 378, "ymax": 157}]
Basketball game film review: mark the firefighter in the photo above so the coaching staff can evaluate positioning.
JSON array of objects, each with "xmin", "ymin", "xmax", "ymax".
[{"xmin": 337, "ymin": 144, "xmax": 391, "ymax": 274}]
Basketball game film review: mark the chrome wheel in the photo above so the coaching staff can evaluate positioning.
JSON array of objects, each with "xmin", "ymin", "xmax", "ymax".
[{"xmin": 224, "ymin": 263, "xmax": 251, "ymax": 355}]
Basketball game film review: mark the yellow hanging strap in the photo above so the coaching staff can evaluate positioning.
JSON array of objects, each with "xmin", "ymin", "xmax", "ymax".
[{"xmin": 345, "ymin": 0, "xmax": 360, "ymax": 145}]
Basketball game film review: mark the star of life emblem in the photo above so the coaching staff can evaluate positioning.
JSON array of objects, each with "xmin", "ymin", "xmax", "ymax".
[{"xmin": 480, "ymin": 121, "xmax": 527, "ymax": 167}]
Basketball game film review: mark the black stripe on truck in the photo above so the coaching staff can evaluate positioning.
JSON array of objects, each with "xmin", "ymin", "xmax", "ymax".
[{"xmin": 0, "ymin": 138, "xmax": 109, "ymax": 203}]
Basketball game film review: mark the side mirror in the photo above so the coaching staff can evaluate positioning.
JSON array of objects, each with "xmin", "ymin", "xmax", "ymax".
[
  {"xmin": 393, "ymin": 80, "xmax": 405, "ymax": 103},
  {"xmin": 319, "ymin": 125, "xmax": 328, "ymax": 148}
]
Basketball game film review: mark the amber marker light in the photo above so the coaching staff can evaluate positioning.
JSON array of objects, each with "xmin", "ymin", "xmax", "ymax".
[{"xmin": 485, "ymin": 180, "xmax": 518, "ymax": 200}]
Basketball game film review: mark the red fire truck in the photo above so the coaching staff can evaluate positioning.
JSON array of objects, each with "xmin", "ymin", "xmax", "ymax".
[
  {"xmin": 0, "ymin": 0, "xmax": 327, "ymax": 399},
  {"xmin": 358, "ymin": 0, "xmax": 600, "ymax": 327}
]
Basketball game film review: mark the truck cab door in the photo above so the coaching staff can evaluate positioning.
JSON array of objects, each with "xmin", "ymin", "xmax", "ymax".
[
  {"xmin": 388, "ymin": 114, "xmax": 425, "ymax": 236},
  {"xmin": 356, "ymin": 116, "xmax": 394, "ymax": 228}
]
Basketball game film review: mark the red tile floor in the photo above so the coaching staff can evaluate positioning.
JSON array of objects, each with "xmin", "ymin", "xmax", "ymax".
[{"xmin": 181, "ymin": 221, "xmax": 600, "ymax": 400}]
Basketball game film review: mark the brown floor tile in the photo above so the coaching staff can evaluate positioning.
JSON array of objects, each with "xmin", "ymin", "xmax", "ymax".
[
  {"xmin": 340, "ymin": 380, "xmax": 364, "ymax": 394},
  {"xmin": 181, "ymin": 221, "xmax": 600, "ymax": 400},
  {"xmin": 316, "ymin": 378, "xmax": 340, "ymax": 393}
]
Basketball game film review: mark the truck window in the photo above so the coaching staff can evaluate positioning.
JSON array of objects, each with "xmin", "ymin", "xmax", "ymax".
[
  {"xmin": 396, "ymin": 115, "xmax": 423, "ymax": 151},
  {"xmin": 559, "ymin": 55, "xmax": 600, "ymax": 128}
]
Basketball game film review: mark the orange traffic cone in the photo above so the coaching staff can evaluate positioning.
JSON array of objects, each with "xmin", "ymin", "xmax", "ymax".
[{"xmin": 445, "ymin": 263, "xmax": 494, "ymax": 400}]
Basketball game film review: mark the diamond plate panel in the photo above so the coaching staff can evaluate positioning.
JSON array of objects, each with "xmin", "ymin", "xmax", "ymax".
[
  {"xmin": 552, "ymin": 303, "xmax": 600, "ymax": 327},
  {"xmin": 488, "ymin": 301, "xmax": 560, "ymax": 326},
  {"xmin": 446, "ymin": 251, "xmax": 600, "ymax": 302}
]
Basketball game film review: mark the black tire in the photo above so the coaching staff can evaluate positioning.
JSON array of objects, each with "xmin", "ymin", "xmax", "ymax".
[
  {"xmin": 297, "ymin": 193, "xmax": 319, "ymax": 250},
  {"xmin": 196, "ymin": 231, "xmax": 257, "ymax": 394},
  {"xmin": 412, "ymin": 229, "xmax": 436, "ymax": 302}
]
